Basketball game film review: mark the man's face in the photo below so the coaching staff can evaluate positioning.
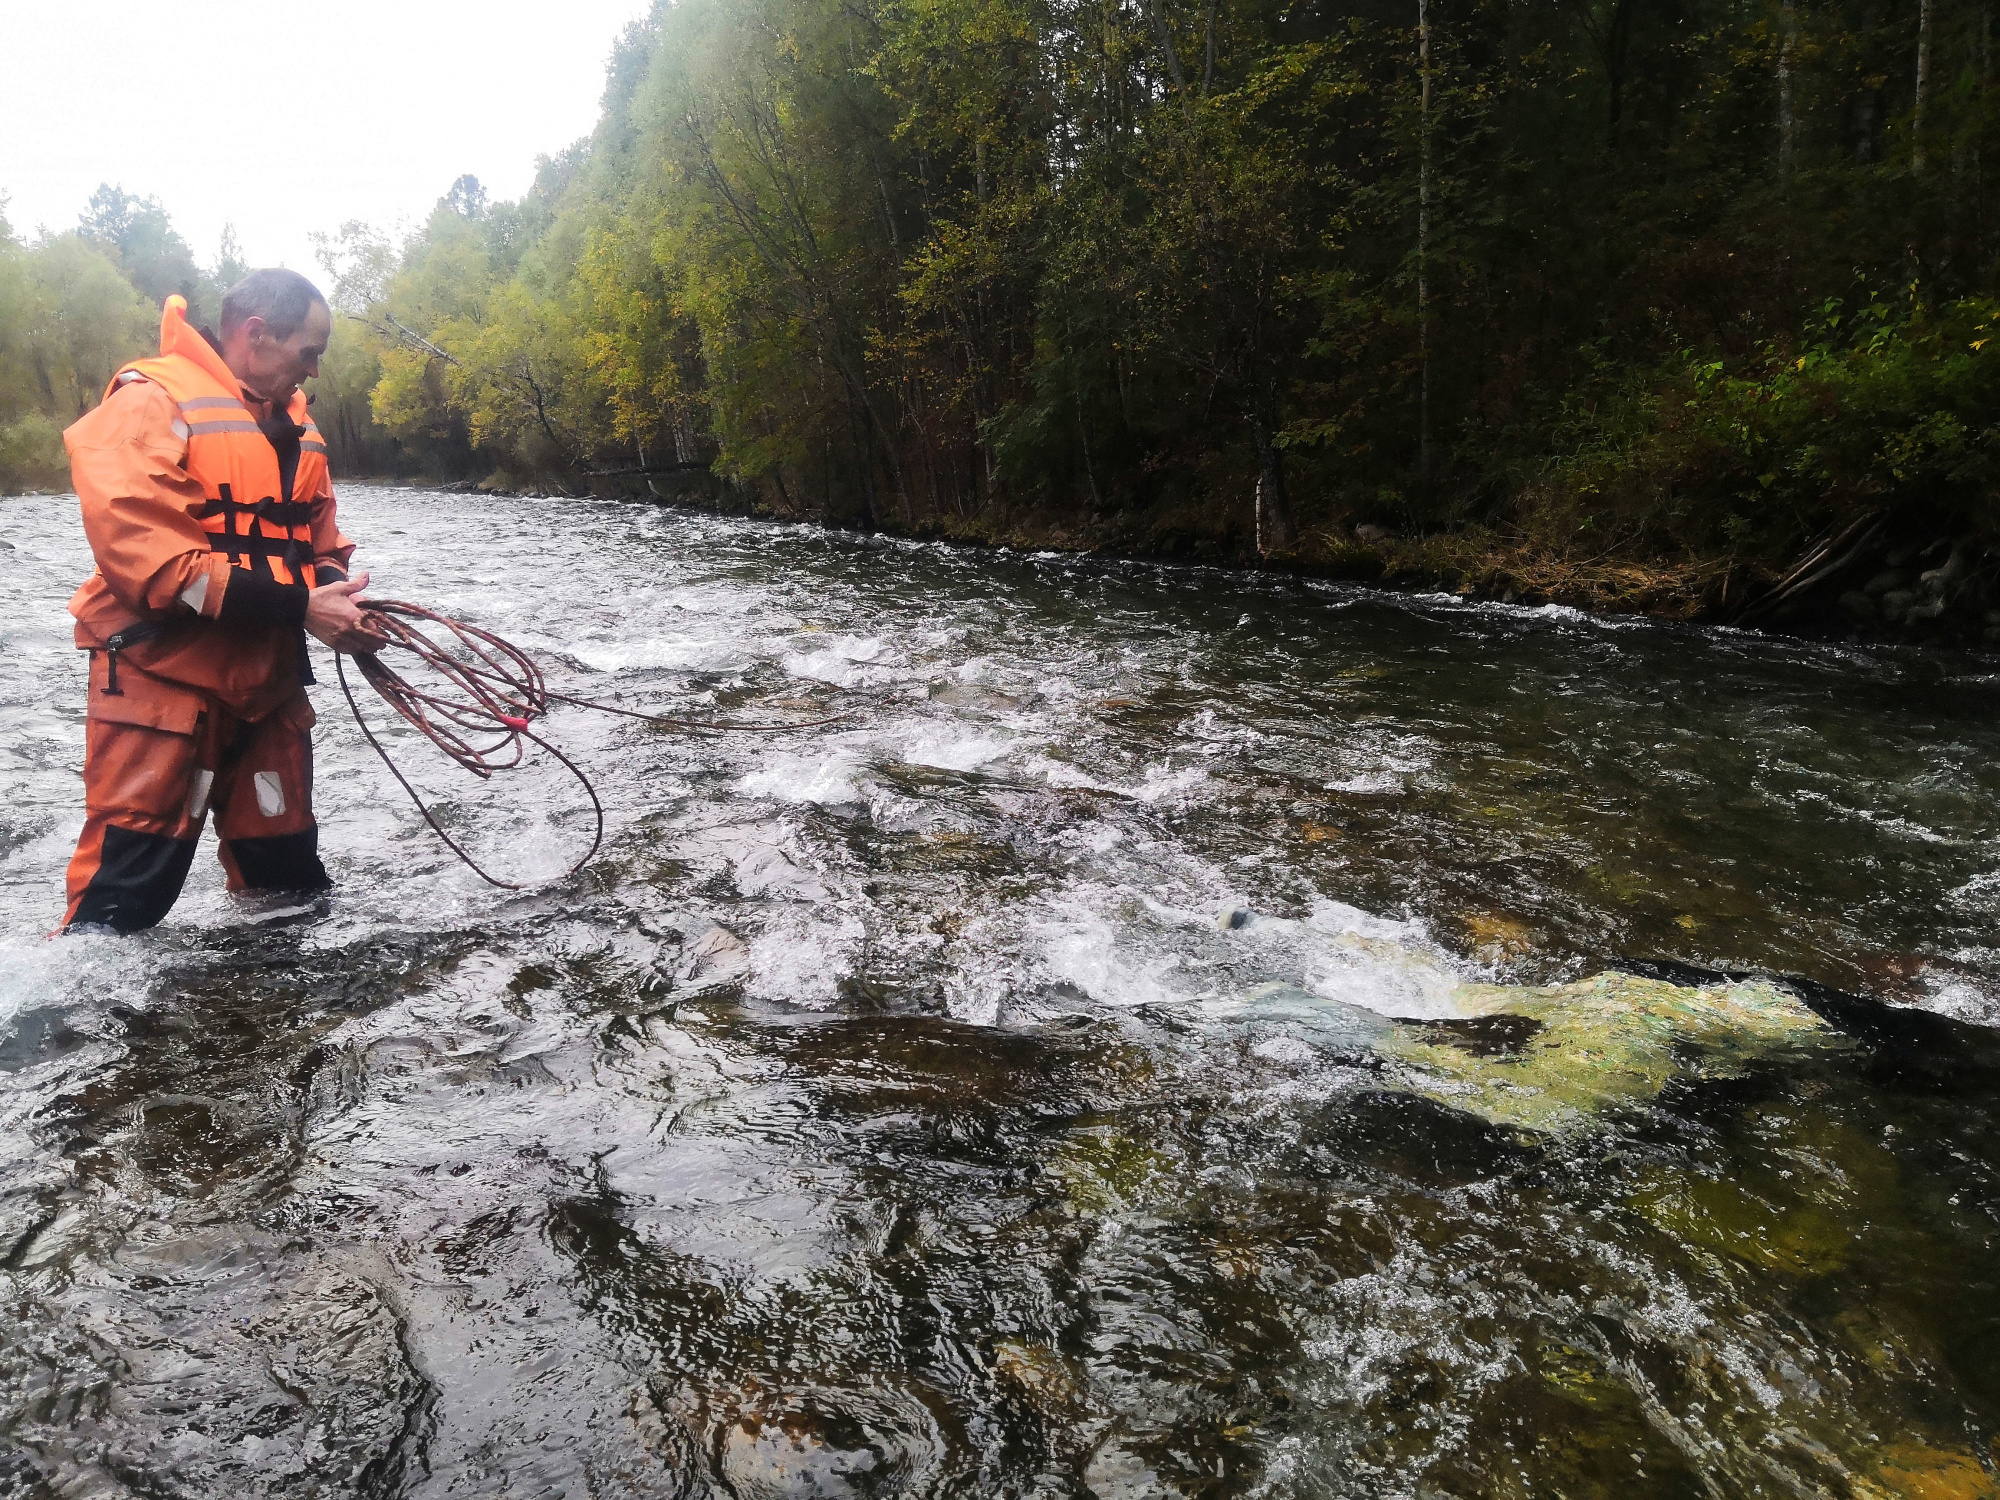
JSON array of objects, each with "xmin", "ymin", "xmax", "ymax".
[{"xmin": 230, "ymin": 302, "xmax": 331, "ymax": 406}]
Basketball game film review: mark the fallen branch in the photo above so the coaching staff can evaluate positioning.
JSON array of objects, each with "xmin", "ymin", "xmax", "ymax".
[
  {"xmin": 584, "ymin": 462, "xmax": 713, "ymax": 478},
  {"xmin": 345, "ymin": 312, "xmax": 584, "ymax": 472},
  {"xmin": 348, "ymin": 311, "xmax": 460, "ymax": 366},
  {"xmin": 1735, "ymin": 512, "xmax": 1886, "ymax": 625},
  {"xmin": 1756, "ymin": 510, "xmax": 1879, "ymax": 598}
]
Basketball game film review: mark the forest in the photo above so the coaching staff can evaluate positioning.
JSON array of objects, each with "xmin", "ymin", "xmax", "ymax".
[{"xmin": 5, "ymin": 0, "xmax": 2000, "ymax": 635}]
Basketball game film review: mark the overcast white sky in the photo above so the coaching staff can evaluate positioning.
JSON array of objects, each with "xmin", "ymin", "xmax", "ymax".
[{"xmin": 2, "ymin": 0, "xmax": 654, "ymax": 277}]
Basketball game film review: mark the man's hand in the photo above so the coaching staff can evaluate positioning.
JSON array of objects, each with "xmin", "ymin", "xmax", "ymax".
[{"xmin": 305, "ymin": 573, "xmax": 382, "ymax": 654}]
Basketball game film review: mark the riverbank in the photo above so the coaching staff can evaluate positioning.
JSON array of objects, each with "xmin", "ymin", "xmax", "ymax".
[
  {"xmin": 873, "ymin": 499, "xmax": 2000, "ymax": 649},
  {"xmin": 362, "ymin": 473, "xmax": 2000, "ymax": 651}
]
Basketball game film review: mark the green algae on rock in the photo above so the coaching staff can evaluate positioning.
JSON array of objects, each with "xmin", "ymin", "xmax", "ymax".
[{"xmin": 1384, "ymin": 972, "xmax": 1846, "ymax": 1135}]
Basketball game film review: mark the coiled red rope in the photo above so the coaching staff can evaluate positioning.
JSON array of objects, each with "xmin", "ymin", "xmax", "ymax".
[{"xmin": 335, "ymin": 599, "xmax": 844, "ymax": 889}]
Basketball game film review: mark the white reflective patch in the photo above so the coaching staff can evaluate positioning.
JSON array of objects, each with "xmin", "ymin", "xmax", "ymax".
[
  {"xmin": 186, "ymin": 768, "xmax": 215, "ymax": 822},
  {"xmin": 170, "ymin": 418, "xmax": 189, "ymax": 442},
  {"xmin": 253, "ymin": 771, "xmax": 286, "ymax": 818},
  {"xmin": 115, "ymin": 370, "xmax": 149, "ymax": 387},
  {"xmin": 179, "ymin": 571, "xmax": 209, "ymax": 614}
]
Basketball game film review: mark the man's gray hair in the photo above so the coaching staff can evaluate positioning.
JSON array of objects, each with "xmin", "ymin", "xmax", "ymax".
[{"xmin": 219, "ymin": 268, "xmax": 328, "ymax": 340}]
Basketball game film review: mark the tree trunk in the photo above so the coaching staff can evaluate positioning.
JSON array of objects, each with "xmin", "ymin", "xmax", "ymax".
[
  {"xmin": 1417, "ymin": 0, "xmax": 1433, "ymax": 484},
  {"xmin": 1778, "ymin": 0, "xmax": 1798, "ymax": 187},
  {"xmin": 1077, "ymin": 405, "xmax": 1102, "ymax": 512},
  {"xmin": 1982, "ymin": 6, "xmax": 1991, "ymax": 218},
  {"xmin": 1253, "ymin": 421, "xmax": 1293, "ymax": 557},
  {"xmin": 1136, "ymin": 0, "xmax": 1187, "ymax": 88},
  {"xmin": 1915, "ymin": 0, "xmax": 1934, "ymax": 171}
]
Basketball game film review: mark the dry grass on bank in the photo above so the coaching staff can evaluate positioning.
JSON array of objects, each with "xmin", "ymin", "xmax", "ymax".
[{"xmin": 1290, "ymin": 527, "xmax": 1741, "ymax": 619}]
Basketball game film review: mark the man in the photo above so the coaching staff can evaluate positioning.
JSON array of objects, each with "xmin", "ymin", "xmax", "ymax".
[{"xmin": 61, "ymin": 268, "xmax": 379, "ymax": 933}]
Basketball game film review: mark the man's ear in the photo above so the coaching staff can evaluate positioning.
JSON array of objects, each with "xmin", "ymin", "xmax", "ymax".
[{"xmin": 239, "ymin": 314, "xmax": 268, "ymax": 347}]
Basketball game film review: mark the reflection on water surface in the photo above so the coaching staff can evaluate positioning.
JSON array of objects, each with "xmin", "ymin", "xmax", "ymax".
[{"xmin": 1, "ymin": 486, "xmax": 1996, "ymax": 1496}]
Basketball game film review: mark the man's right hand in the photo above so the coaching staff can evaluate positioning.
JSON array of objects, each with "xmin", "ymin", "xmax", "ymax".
[{"xmin": 305, "ymin": 573, "xmax": 383, "ymax": 654}]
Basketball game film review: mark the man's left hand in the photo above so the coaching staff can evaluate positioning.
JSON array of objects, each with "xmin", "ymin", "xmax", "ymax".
[{"xmin": 306, "ymin": 573, "xmax": 384, "ymax": 654}]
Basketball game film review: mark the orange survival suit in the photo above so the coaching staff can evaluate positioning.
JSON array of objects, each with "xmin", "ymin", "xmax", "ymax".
[{"xmin": 61, "ymin": 295, "xmax": 355, "ymax": 932}]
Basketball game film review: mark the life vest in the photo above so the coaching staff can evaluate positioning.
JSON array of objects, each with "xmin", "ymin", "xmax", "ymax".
[
  {"xmin": 106, "ymin": 294, "xmax": 330, "ymax": 588},
  {"xmin": 66, "ymin": 295, "xmax": 341, "ymax": 723}
]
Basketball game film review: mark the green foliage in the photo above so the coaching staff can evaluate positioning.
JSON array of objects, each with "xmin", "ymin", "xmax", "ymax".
[
  {"xmin": 325, "ymin": 0, "xmax": 2000, "ymax": 576},
  {"xmin": 0, "ymin": 222, "xmax": 153, "ymax": 490},
  {"xmin": 14, "ymin": 0, "xmax": 2000, "ymax": 585},
  {"xmin": 1530, "ymin": 289, "xmax": 2000, "ymax": 558},
  {"xmin": 78, "ymin": 184, "xmax": 209, "ymax": 321},
  {"xmin": 0, "ymin": 412, "xmax": 64, "ymax": 491}
]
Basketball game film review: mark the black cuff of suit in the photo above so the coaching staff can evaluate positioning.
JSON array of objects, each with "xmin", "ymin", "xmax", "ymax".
[{"xmin": 217, "ymin": 571, "xmax": 310, "ymax": 628}]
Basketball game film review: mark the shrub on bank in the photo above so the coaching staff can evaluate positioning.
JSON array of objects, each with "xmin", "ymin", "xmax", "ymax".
[
  {"xmin": 0, "ymin": 414, "xmax": 64, "ymax": 493},
  {"xmin": 1525, "ymin": 289, "xmax": 2000, "ymax": 573}
]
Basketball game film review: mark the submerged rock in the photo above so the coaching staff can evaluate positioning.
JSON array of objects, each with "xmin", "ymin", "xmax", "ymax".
[
  {"xmin": 1622, "ymin": 1109, "xmax": 1898, "ymax": 1278},
  {"xmin": 1879, "ymin": 588, "xmax": 1919, "ymax": 624},
  {"xmin": 1458, "ymin": 909, "xmax": 1537, "ymax": 962},
  {"xmin": 1381, "ymin": 971, "xmax": 1841, "ymax": 1134},
  {"xmin": 1852, "ymin": 1441, "xmax": 2000, "ymax": 1500},
  {"xmin": 1230, "ymin": 981, "xmax": 1398, "ymax": 1050},
  {"xmin": 1628, "ymin": 1167, "xmax": 1852, "ymax": 1276},
  {"xmin": 992, "ymin": 1341, "xmax": 1090, "ymax": 1414}
]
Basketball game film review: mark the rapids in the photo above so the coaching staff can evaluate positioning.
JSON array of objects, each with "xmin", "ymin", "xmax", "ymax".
[{"xmin": 1, "ymin": 484, "xmax": 1997, "ymax": 1497}]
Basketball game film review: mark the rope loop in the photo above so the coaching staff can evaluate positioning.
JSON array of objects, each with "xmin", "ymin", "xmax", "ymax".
[{"xmin": 336, "ymin": 599, "xmax": 844, "ymax": 889}]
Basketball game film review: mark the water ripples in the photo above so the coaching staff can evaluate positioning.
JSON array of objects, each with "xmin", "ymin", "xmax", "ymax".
[{"xmin": 1, "ymin": 487, "xmax": 1997, "ymax": 1495}]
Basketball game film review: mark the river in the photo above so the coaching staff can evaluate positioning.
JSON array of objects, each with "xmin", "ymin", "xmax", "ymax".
[{"xmin": 2, "ymin": 484, "xmax": 1997, "ymax": 1497}]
